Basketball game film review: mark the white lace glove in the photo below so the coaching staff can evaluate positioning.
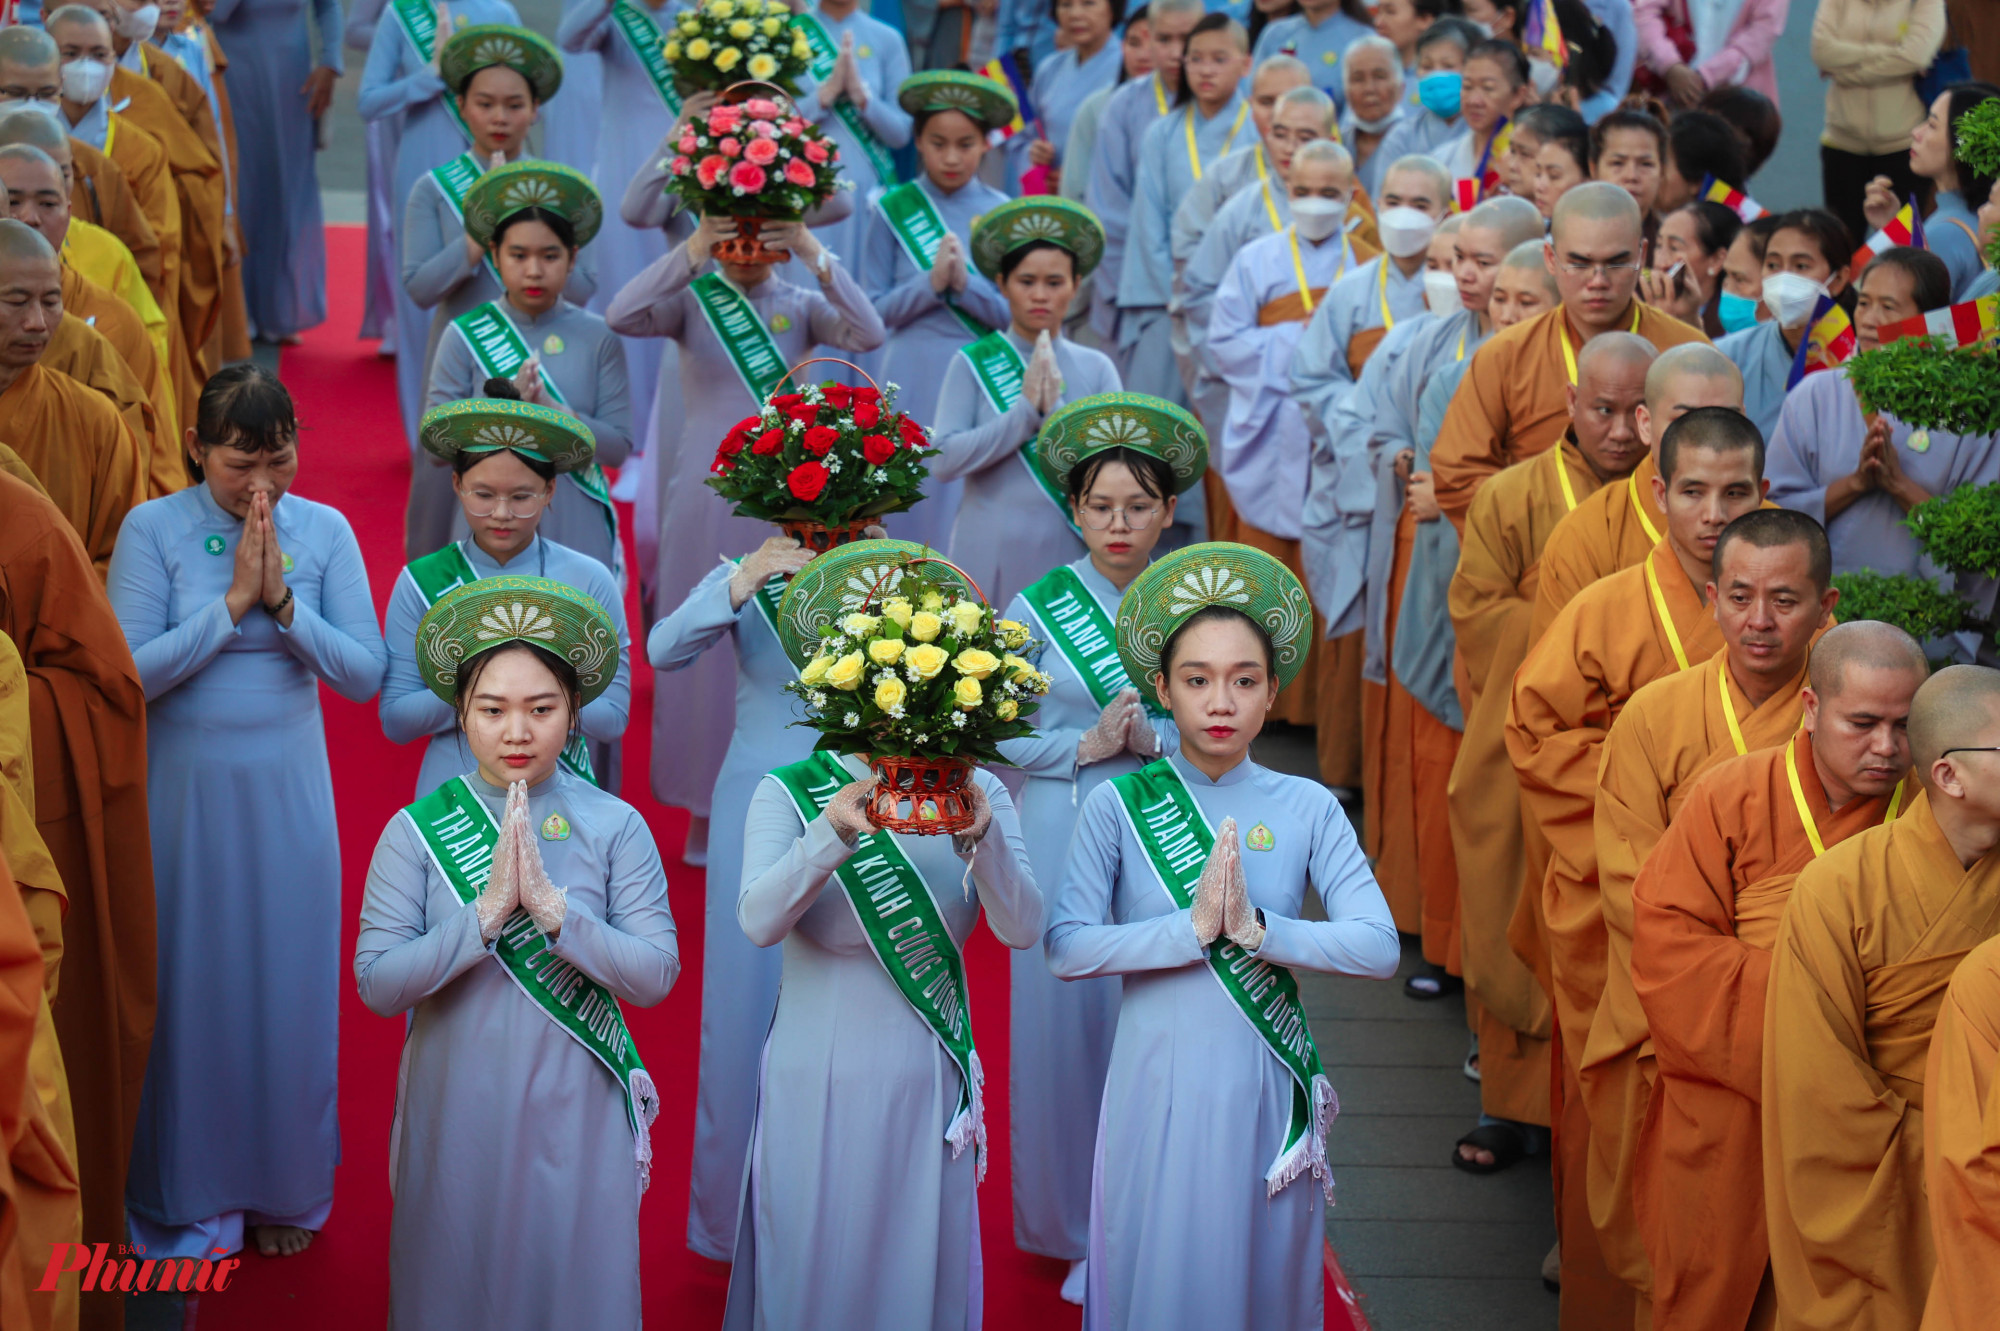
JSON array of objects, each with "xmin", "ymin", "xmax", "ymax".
[
  {"xmin": 1221, "ymin": 824, "xmax": 1264, "ymax": 950},
  {"xmin": 824, "ymin": 779, "xmax": 876, "ymax": 845},
  {"xmin": 950, "ymin": 781, "xmax": 994, "ymax": 856},
  {"xmin": 728, "ymin": 535, "xmax": 813, "ymax": 609},
  {"xmin": 1121, "ymin": 693, "xmax": 1162, "ymax": 758},
  {"xmin": 1076, "ymin": 690, "xmax": 1138, "ymax": 767},
  {"xmin": 517, "ymin": 799, "xmax": 568, "ymax": 936},
  {"xmin": 428, "ymin": 0, "xmax": 453, "ymax": 70},
  {"xmin": 475, "ymin": 781, "xmax": 526, "ymax": 941},
  {"xmin": 1190, "ymin": 817, "xmax": 1235, "ymax": 946}
]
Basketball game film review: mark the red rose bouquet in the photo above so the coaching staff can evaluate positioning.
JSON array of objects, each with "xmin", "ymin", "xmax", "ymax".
[{"xmin": 666, "ymin": 94, "xmax": 841, "ymax": 222}]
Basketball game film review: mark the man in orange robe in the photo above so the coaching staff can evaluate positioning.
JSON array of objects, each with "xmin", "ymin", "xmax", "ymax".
[
  {"xmin": 1763, "ymin": 665, "xmax": 2000, "ymax": 1331},
  {"xmin": 159, "ymin": 0, "xmax": 248, "ymax": 365},
  {"xmin": 1532, "ymin": 342, "xmax": 1748, "ymax": 642},
  {"xmin": 1431, "ymin": 181, "xmax": 1709, "ymax": 535},
  {"xmin": 1582, "ymin": 509, "xmax": 1841, "ymax": 1319},
  {"xmin": 0, "ymin": 845, "xmax": 49, "ymax": 1330},
  {"xmin": 1448, "ymin": 323, "xmax": 1653, "ymax": 1161},
  {"xmin": 1507, "ymin": 405, "xmax": 1770, "ymax": 1327},
  {"xmin": 1922, "ymin": 931, "xmax": 2000, "ymax": 1331},
  {"xmin": 1630, "ymin": 621, "xmax": 1929, "ymax": 1331},
  {"xmin": 0, "ymin": 466, "xmax": 155, "ymax": 1329}
]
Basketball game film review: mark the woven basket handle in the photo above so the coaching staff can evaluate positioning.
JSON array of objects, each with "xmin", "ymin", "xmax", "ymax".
[{"xmin": 769, "ymin": 357, "xmax": 883, "ymax": 398}]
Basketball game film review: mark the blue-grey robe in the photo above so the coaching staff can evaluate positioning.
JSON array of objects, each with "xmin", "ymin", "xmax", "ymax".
[
  {"xmin": 355, "ymin": 769, "xmax": 679, "ymax": 1331},
  {"xmin": 725, "ymin": 760, "xmax": 1042, "ymax": 1331},
  {"xmin": 1715, "ymin": 317, "xmax": 1791, "ymax": 441},
  {"xmin": 1928, "ymin": 190, "xmax": 1986, "ymax": 302},
  {"xmin": 995, "ymin": 556, "xmax": 1177, "ymax": 1261},
  {"xmin": 795, "ymin": 4, "xmax": 914, "ymax": 267},
  {"xmin": 1182, "ymin": 179, "xmax": 1291, "ymax": 429},
  {"xmin": 1251, "ymin": 10, "xmax": 1374, "ymax": 103},
  {"xmin": 210, "ymin": 0, "xmax": 345, "ymax": 338},
  {"xmin": 1001, "ymin": 39, "xmax": 1121, "ymax": 193},
  {"xmin": 379, "ymin": 534, "xmax": 631, "ymax": 798},
  {"xmin": 344, "ymin": 0, "xmax": 401, "ymax": 343},
  {"xmin": 1084, "ymin": 74, "xmax": 1171, "ymax": 347},
  {"xmin": 109, "ymin": 484, "xmax": 386, "ymax": 1246},
  {"xmin": 1374, "ymin": 104, "xmax": 1459, "ymax": 165},
  {"xmin": 1046, "ymin": 752, "xmax": 1398, "ymax": 1330},
  {"xmin": 1340, "ymin": 104, "xmax": 1406, "ymax": 199},
  {"xmin": 541, "ymin": 0, "xmax": 602, "ymax": 172},
  {"xmin": 1393, "ymin": 359, "xmax": 1473, "ymax": 730}
]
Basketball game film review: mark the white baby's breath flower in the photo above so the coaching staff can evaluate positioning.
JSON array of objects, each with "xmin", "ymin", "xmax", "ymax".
[
  {"xmin": 844, "ymin": 712, "xmax": 861, "ymax": 727},
  {"xmin": 952, "ymin": 712, "xmax": 966, "ymax": 728}
]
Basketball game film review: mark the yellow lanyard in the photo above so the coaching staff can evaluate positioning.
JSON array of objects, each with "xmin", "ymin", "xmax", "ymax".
[
  {"xmin": 1558, "ymin": 305, "xmax": 1645, "ymax": 385},
  {"xmin": 1628, "ymin": 471, "xmax": 1663, "ymax": 544},
  {"xmin": 1377, "ymin": 257, "xmax": 1395, "ymax": 330},
  {"xmin": 1255, "ymin": 146, "xmax": 1283, "ymax": 232},
  {"xmin": 1287, "ymin": 227, "xmax": 1317, "ymax": 313},
  {"xmin": 1185, "ymin": 98, "xmax": 1249, "ymax": 182},
  {"xmin": 1550, "ymin": 444, "xmax": 1578, "ymax": 511},
  {"xmin": 1455, "ymin": 328, "xmax": 1468, "ymax": 361},
  {"xmin": 1152, "ymin": 75, "xmax": 1168, "ymax": 116},
  {"xmin": 1643, "ymin": 551, "xmax": 1691, "ymax": 671},
  {"xmin": 1716, "ymin": 662, "xmax": 1749, "ymax": 757},
  {"xmin": 1785, "ymin": 733, "xmax": 1905, "ymax": 858}
]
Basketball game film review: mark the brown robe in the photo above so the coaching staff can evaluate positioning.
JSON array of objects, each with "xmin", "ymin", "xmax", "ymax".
[
  {"xmin": 189, "ymin": 21, "xmax": 250, "ymax": 364},
  {"xmin": 64, "ymin": 139, "xmax": 161, "ymax": 307},
  {"xmin": 1531, "ymin": 451, "xmax": 1668, "ymax": 644},
  {"xmin": 0, "ymin": 845, "xmax": 49, "ymax": 1331},
  {"xmin": 63, "ymin": 221, "xmax": 171, "ymax": 390},
  {"xmin": 60, "ymin": 263, "xmax": 176, "ymax": 483},
  {"xmin": 1921, "ymin": 931, "xmax": 2000, "ymax": 1331},
  {"xmin": 42, "ymin": 313, "xmax": 164, "ymax": 503},
  {"xmin": 0, "ymin": 363, "xmax": 144, "ymax": 576}
]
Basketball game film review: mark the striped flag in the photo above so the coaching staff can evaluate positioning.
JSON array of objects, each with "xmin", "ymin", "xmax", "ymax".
[
  {"xmin": 1699, "ymin": 175, "xmax": 1766, "ymax": 223},
  {"xmin": 1787, "ymin": 295, "xmax": 1857, "ymax": 389},
  {"xmin": 1523, "ymin": 0, "xmax": 1567, "ymax": 68},
  {"xmin": 1454, "ymin": 122, "xmax": 1513, "ymax": 211},
  {"xmin": 978, "ymin": 53, "xmax": 1032, "ymax": 142},
  {"xmin": 1453, "ymin": 179, "xmax": 1479, "ymax": 213},
  {"xmin": 1850, "ymin": 199, "xmax": 1927, "ymax": 279},
  {"xmin": 1876, "ymin": 293, "xmax": 2000, "ymax": 349}
]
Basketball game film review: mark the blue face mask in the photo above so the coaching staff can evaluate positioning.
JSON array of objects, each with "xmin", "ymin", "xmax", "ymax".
[
  {"xmin": 1418, "ymin": 70, "xmax": 1462, "ymax": 120},
  {"xmin": 1716, "ymin": 289, "xmax": 1760, "ymax": 334}
]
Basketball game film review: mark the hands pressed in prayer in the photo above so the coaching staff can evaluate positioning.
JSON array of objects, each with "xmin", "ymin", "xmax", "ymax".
[
  {"xmin": 429, "ymin": 0, "xmax": 453, "ymax": 72},
  {"xmin": 728, "ymin": 535, "xmax": 814, "ymax": 609},
  {"xmin": 1122, "ymin": 695, "xmax": 1162, "ymax": 759},
  {"xmin": 1861, "ymin": 175, "xmax": 1901, "ymax": 234},
  {"xmin": 1407, "ymin": 469, "xmax": 1441, "ymax": 523},
  {"xmin": 1077, "ymin": 690, "xmax": 1141, "ymax": 767},
  {"xmin": 929, "ymin": 233, "xmax": 965, "ymax": 295},
  {"xmin": 837, "ymin": 33, "xmax": 868, "ymax": 109},
  {"xmin": 253, "ymin": 492, "xmax": 295, "ymax": 626},
  {"xmin": 224, "ymin": 496, "xmax": 266, "ymax": 625},
  {"xmin": 1190, "ymin": 818, "xmax": 1235, "ymax": 946},
  {"xmin": 1023, "ymin": 331, "xmax": 1063, "ymax": 413},
  {"xmin": 825, "ymin": 779, "xmax": 877, "ymax": 846},
  {"xmin": 511, "ymin": 355, "xmax": 551, "ymax": 407},
  {"xmin": 514, "ymin": 787, "xmax": 568, "ymax": 936},
  {"xmin": 475, "ymin": 782, "xmax": 527, "ymax": 940},
  {"xmin": 1220, "ymin": 823, "xmax": 1265, "ymax": 951},
  {"xmin": 1864, "ymin": 417, "xmax": 1931, "ymax": 512}
]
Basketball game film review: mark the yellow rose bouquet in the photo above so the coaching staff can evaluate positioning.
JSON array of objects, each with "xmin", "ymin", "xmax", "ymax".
[{"xmin": 663, "ymin": 0, "xmax": 813, "ymax": 93}]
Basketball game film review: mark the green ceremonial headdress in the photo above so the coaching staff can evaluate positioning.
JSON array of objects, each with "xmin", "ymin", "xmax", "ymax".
[
  {"xmin": 419, "ymin": 398, "xmax": 597, "ymax": 474},
  {"xmin": 774, "ymin": 539, "xmax": 979, "ymax": 668},
  {"xmin": 1115, "ymin": 542, "xmax": 1315, "ymax": 693},
  {"xmin": 971, "ymin": 196, "xmax": 1105, "ymax": 279},
  {"xmin": 440, "ymin": 24, "xmax": 564, "ymax": 103},
  {"xmin": 415, "ymin": 575, "xmax": 621, "ymax": 706},
  {"xmin": 462, "ymin": 160, "xmax": 604, "ymax": 250},
  {"xmin": 896, "ymin": 70, "xmax": 1018, "ymax": 130},
  {"xmin": 1036, "ymin": 392, "xmax": 1208, "ymax": 496}
]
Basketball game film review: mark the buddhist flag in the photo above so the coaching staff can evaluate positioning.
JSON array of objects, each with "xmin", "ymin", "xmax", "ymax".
[
  {"xmin": 1850, "ymin": 199, "xmax": 1927, "ymax": 279},
  {"xmin": 1454, "ymin": 179, "xmax": 1480, "ymax": 213},
  {"xmin": 1786, "ymin": 295, "xmax": 1857, "ymax": 389},
  {"xmin": 1523, "ymin": 0, "xmax": 1567, "ymax": 68},
  {"xmin": 979, "ymin": 53, "xmax": 1033, "ymax": 142},
  {"xmin": 1876, "ymin": 293, "xmax": 2000, "ymax": 349},
  {"xmin": 1699, "ymin": 175, "xmax": 1766, "ymax": 223}
]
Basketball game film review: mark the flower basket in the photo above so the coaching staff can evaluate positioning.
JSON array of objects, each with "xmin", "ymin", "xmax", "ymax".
[
  {"xmin": 780, "ymin": 516, "xmax": 876, "ymax": 551},
  {"xmin": 664, "ymin": 86, "xmax": 840, "ymax": 257},
  {"xmin": 707, "ymin": 359, "xmax": 935, "ymax": 527},
  {"xmin": 865, "ymin": 753, "xmax": 978, "ymax": 835},
  {"xmin": 663, "ymin": 0, "xmax": 813, "ymax": 94}
]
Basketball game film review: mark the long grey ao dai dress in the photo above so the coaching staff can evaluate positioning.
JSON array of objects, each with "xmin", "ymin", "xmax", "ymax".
[
  {"xmin": 354, "ymin": 769, "xmax": 680, "ymax": 1330},
  {"xmin": 1046, "ymin": 753, "xmax": 1400, "ymax": 1330},
  {"xmin": 646, "ymin": 558, "xmax": 812, "ymax": 1259},
  {"xmin": 725, "ymin": 759, "xmax": 1043, "ymax": 1330},
  {"xmin": 995, "ymin": 555, "xmax": 1177, "ymax": 1260},
  {"xmin": 108, "ymin": 484, "xmax": 387, "ymax": 1257}
]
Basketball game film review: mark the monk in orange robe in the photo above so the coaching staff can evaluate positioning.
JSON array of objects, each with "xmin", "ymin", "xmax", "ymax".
[
  {"xmin": 1431, "ymin": 181, "xmax": 1709, "ymax": 536},
  {"xmin": 174, "ymin": 3, "xmax": 249, "ymax": 364},
  {"xmin": 1922, "ymin": 931, "xmax": 2000, "ymax": 1331},
  {"xmin": 0, "ymin": 466, "xmax": 155, "ymax": 1328},
  {"xmin": 1763, "ymin": 665, "xmax": 2000, "ymax": 1331},
  {"xmin": 1507, "ymin": 405, "xmax": 1770, "ymax": 1327},
  {"xmin": 0, "ymin": 219, "xmax": 143, "ymax": 573},
  {"xmin": 1582, "ymin": 509, "xmax": 1841, "ymax": 1318},
  {"xmin": 1630, "ymin": 622, "xmax": 1929, "ymax": 1331},
  {"xmin": 1532, "ymin": 342, "xmax": 1747, "ymax": 642},
  {"xmin": 0, "ymin": 844, "xmax": 48, "ymax": 1331},
  {"xmin": 1448, "ymin": 322, "xmax": 1651, "ymax": 1161}
]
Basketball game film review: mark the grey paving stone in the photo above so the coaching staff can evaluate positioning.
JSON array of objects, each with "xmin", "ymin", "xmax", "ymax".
[
  {"xmin": 1325, "ymin": 1113, "xmax": 1486, "ymax": 1169},
  {"xmin": 1327, "ymin": 1218, "xmax": 1555, "ymax": 1280},
  {"xmin": 1319, "ymin": 1016, "xmax": 1479, "ymax": 1068},
  {"xmin": 1330, "ymin": 1163, "xmax": 1555, "ymax": 1224},
  {"xmin": 1346, "ymin": 1277, "xmax": 1558, "ymax": 1331},
  {"xmin": 1318, "ymin": 1063, "xmax": 1484, "ymax": 1118}
]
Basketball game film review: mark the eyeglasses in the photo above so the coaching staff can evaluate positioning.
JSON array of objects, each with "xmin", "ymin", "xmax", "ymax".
[
  {"xmin": 1941, "ymin": 746, "xmax": 2000, "ymax": 758},
  {"xmin": 462, "ymin": 489, "xmax": 548, "ymax": 518},
  {"xmin": 1558, "ymin": 259, "xmax": 1643, "ymax": 280},
  {"xmin": 1077, "ymin": 501, "xmax": 1163, "ymax": 531}
]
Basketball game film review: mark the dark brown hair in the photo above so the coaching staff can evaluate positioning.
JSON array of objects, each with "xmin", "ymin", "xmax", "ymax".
[
  {"xmin": 1161, "ymin": 605, "xmax": 1276, "ymax": 679},
  {"xmin": 451, "ymin": 641, "xmax": 583, "ymax": 740},
  {"xmin": 187, "ymin": 363, "xmax": 297, "ymax": 481}
]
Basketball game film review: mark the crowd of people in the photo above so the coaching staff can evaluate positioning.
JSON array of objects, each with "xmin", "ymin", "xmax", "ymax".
[{"xmin": 0, "ymin": 0, "xmax": 1999, "ymax": 1328}]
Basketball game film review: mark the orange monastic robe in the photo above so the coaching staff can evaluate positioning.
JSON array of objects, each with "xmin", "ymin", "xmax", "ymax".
[
  {"xmin": 1762, "ymin": 794, "xmax": 2000, "ymax": 1331},
  {"xmin": 189, "ymin": 21, "xmax": 250, "ymax": 364},
  {"xmin": 1450, "ymin": 439, "xmax": 1609, "ymax": 1126},
  {"xmin": 94, "ymin": 116, "xmax": 179, "ymax": 320},
  {"xmin": 1633, "ymin": 736, "xmax": 1905, "ymax": 1331},
  {"xmin": 65, "ymin": 139, "xmax": 162, "ymax": 306},
  {"xmin": 1532, "ymin": 451, "xmax": 1666, "ymax": 643},
  {"xmin": 1921, "ymin": 932, "xmax": 2000, "ymax": 1331},
  {"xmin": 0, "ymin": 845, "xmax": 48, "ymax": 1331},
  {"xmin": 61, "ymin": 263, "xmax": 176, "ymax": 488},
  {"xmin": 0, "ymin": 363, "xmax": 144, "ymax": 576},
  {"xmin": 65, "ymin": 221, "xmax": 172, "ymax": 386},
  {"xmin": 1431, "ymin": 303, "xmax": 1706, "ymax": 534},
  {"xmin": 1582, "ymin": 648, "xmax": 1814, "ymax": 1308},
  {"xmin": 43, "ymin": 314, "xmax": 164, "ymax": 500}
]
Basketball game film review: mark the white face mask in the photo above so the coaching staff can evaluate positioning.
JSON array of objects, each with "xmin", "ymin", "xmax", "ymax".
[
  {"xmin": 1347, "ymin": 106, "xmax": 1399, "ymax": 135},
  {"xmin": 4, "ymin": 96, "xmax": 63, "ymax": 121},
  {"xmin": 1761, "ymin": 271, "xmax": 1828, "ymax": 329},
  {"xmin": 1291, "ymin": 195, "xmax": 1348, "ymax": 242},
  {"xmin": 60, "ymin": 59, "xmax": 112, "ymax": 108},
  {"xmin": 1423, "ymin": 268, "xmax": 1461, "ymax": 317},
  {"xmin": 1529, "ymin": 57, "xmax": 1561, "ymax": 96},
  {"xmin": 115, "ymin": 3, "xmax": 161, "ymax": 39},
  {"xmin": 1377, "ymin": 205, "xmax": 1438, "ymax": 258}
]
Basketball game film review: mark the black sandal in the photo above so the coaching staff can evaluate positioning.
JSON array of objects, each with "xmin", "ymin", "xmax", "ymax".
[
  {"xmin": 1403, "ymin": 965, "xmax": 1462, "ymax": 1000},
  {"xmin": 1451, "ymin": 1122, "xmax": 1528, "ymax": 1175}
]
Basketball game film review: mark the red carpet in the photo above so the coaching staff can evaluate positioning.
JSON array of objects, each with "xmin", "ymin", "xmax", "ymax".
[{"xmin": 193, "ymin": 225, "xmax": 1362, "ymax": 1330}]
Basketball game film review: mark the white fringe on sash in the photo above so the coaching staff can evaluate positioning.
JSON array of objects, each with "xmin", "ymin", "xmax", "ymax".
[
  {"xmin": 945, "ymin": 1048, "xmax": 989, "ymax": 1183},
  {"xmin": 1263, "ymin": 1073, "xmax": 1339, "ymax": 1204},
  {"xmin": 631, "ymin": 1068, "xmax": 661, "ymax": 1195}
]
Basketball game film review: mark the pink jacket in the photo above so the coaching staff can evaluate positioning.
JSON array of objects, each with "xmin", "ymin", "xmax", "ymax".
[{"xmin": 1634, "ymin": 0, "xmax": 1789, "ymax": 103}]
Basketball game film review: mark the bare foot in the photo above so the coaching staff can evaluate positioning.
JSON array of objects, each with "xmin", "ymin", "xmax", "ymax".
[
  {"xmin": 252, "ymin": 1225, "xmax": 316, "ymax": 1257},
  {"xmin": 1457, "ymin": 1141, "xmax": 1497, "ymax": 1168}
]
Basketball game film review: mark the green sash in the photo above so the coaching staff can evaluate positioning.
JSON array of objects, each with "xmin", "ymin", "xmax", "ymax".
[
  {"xmin": 769, "ymin": 752, "xmax": 985, "ymax": 1160},
  {"xmin": 448, "ymin": 301, "xmax": 620, "ymax": 568},
  {"xmin": 429, "ymin": 152, "xmax": 502, "ymax": 284},
  {"xmin": 402, "ymin": 776, "xmax": 658, "ymax": 1183},
  {"xmin": 1109, "ymin": 759, "xmax": 1336, "ymax": 1198},
  {"xmin": 610, "ymin": 0, "xmax": 683, "ymax": 114},
  {"xmin": 790, "ymin": 12, "xmax": 897, "ymax": 186},
  {"xmin": 1017, "ymin": 565, "xmax": 1162, "ymax": 716},
  {"xmin": 406, "ymin": 543, "xmax": 603, "ymax": 787},
  {"xmin": 391, "ymin": 0, "xmax": 473, "ymax": 144},
  {"xmin": 958, "ymin": 331, "xmax": 1076, "ymax": 533},
  {"xmin": 876, "ymin": 182, "xmax": 991, "ymax": 341},
  {"xmin": 689, "ymin": 272, "xmax": 790, "ymax": 403}
]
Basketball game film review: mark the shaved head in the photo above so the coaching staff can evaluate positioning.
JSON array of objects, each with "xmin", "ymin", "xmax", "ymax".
[
  {"xmin": 0, "ymin": 106, "xmax": 66, "ymax": 154},
  {"xmin": 1910, "ymin": 665, "xmax": 2000, "ymax": 786},
  {"xmin": 1659, "ymin": 404, "xmax": 1764, "ymax": 481},
  {"xmin": 1810, "ymin": 621, "xmax": 1930, "ymax": 697},
  {"xmin": 1467, "ymin": 194, "xmax": 1545, "ymax": 251},
  {"xmin": 1646, "ymin": 342, "xmax": 1744, "ymax": 414},
  {"xmin": 1805, "ymin": 622, "xmax": 1929, "ymax": 805},
  {"xmin": 0, "ymin": 25, "xmax": 58, "ymax": 70},
  {"xmin": 1503, "ymin": 238, "xmax": 1557, "ymax": 282},
  {"xmin": 1551, "ymin": 180, "xmax": 1643, "ymax": 247},
  {"xmin": 1576, "ymin": 330, "xmax": 1658, "ymax": 380},
  {"xmin": 1711, "ymin": 508, "xmax": 1831, "ymax": 593},
  {"xmin": 0, "ymin": 215, "xmax": 59, "ymax": 371},
  {"xmin": 0, "ymin": 144, "xmax": 68, "ymax": 248},
  {"xmin": 0, "ymin": 214, "xmax": 55, "ymax": 263}
]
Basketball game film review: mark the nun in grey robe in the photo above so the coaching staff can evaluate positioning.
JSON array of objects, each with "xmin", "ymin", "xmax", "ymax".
[
  {"xmin": 1714, "ymin": 315, "xmax": 1793, "ymax": 441},
  {"xmin": 210, "ymin": 0, "xmax": 345, "ymax": 339},
  {"xmin": 379, "ymin": 535, "xmax": 631, "ymax": 798},
  {"xmin": 995, "ymin": 556, "xmax": 1177, "ymax": 1261},
  {"xmin": 541, "ymin": 0, "xmax": 602, "ymax": 171},
  {"xmin": 355, "ymin": 769, "xmax": 679, "ymax": 1330},
  {"xmin": 929, "ymin": 332, "xmax": 1120, "ymax": 609},
  {"xmin": 109, "ymin": 483, "xmax": 387, "ymax": 1257},
  {"xmin": 425, "ymin": 297, "xmax": 630, "ymax": 573},
  {"xmin": 724, "ymin": 758, "xmax": 1043, "ymax": 1331},
  {"xmin": 344, "ymin": 0, "xmax": 401, "ymax": 344},
  {"xmin": 357, "ymin": 0, "xmax": 523, "ymax": 441},
  {"xmin": 1002, "ymin": 37, "xmax": 1121, "ymax": 193},
  {"xmin": 1181, "ymin": 181, "xmax": 1291, "ymax": 432},
  {"xmin": 1084, "ymin": 74, "xmax": 1171, "ymax": 350},
  {"xmin": 1391, "ymin": 359, "xmax": 1470, "ymax": 732},
  {"xmin": 1047, "ymin": 751, "xmax": 1399, "ymax": 1330},
  {"xmin": 605, "ymin": 241, "xmax": 885, "ymax": 813},
  {"xmin": 794, "ymin": 1, "xmax": 915, "ymax": 267},
  {"xmin": 400, "ymin": 158, "xmax": 600, "ymax": 559},
  {"xmin": 646, "ymin": 557, "xmax": 812, "ymax": 1259},
  {"xmin": 856, "ymin": 172, "xmax": 1012, "ymax": 551}
]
